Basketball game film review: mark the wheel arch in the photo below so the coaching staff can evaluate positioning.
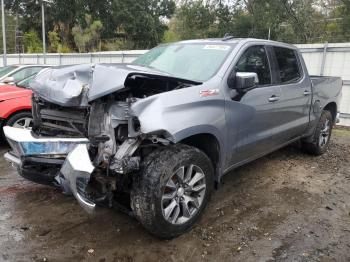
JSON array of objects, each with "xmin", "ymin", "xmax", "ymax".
[
  {"xmin": 323, "ymin": 102, "xmax": 337, "ymax": 123},
  {"xmin": 179, "ymin": 133, "xmax": 221, "ymax": 183}
]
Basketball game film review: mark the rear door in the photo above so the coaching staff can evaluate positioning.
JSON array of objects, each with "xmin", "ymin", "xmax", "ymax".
[
  {"xmin": 270, "ymin": 46, "xmax": 312, "ymax": 144},
  {"xmin": 225, "ymin": 45, "xmax": 282, "ymax": 166}
]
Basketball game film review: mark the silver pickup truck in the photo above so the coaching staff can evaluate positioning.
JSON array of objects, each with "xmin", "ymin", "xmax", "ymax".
[{"xmin": 4, "ymin": 38, "xmax": 342, "ymax": 238}]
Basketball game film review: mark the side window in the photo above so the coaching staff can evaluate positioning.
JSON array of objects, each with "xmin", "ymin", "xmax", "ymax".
[
  {"xmin": 273, "ymin": 47, "xmax": 301, "ymax": 83},
  {"xmin": 10, "ymin": 67, "xmax": 43, "ymax": 82},
  {"xmin": 235, "ymin": 45, "xmax": 271, "ymax": 85}
]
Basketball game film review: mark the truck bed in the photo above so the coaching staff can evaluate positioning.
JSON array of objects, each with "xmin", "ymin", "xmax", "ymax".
[{"xmin": 310, "ymin": 76, "xmax": 342, "ymax": 106}]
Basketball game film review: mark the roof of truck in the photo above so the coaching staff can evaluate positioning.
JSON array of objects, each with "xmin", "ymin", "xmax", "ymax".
[{"xmin": 177, "ymin": 38, "xmax": 298, "ymax": 50}]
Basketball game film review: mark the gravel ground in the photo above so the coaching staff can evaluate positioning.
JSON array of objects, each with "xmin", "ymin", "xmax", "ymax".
[{"xmin": 0, "ymin": 128, "xmax": 349, "ymax": 262}]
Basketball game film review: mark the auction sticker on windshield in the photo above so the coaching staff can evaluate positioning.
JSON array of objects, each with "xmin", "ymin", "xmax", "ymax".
[{"xmin": 203, "ymin": 45, "xmax": 230, "ymax": 51}]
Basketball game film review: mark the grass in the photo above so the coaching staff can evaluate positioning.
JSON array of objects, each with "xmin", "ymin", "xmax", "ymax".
[{"xmin": 333, "ymin": 126, "xmax": 350, "ymax": 137}]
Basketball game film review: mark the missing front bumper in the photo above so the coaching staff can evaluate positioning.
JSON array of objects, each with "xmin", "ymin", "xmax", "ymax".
[{"xmin": 3, "ymin": 126, "xmax": 96, "ymax": 213}]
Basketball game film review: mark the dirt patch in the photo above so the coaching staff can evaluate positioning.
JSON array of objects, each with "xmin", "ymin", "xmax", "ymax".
[{"xmin": 0, "ymin": 128, "xmax": 349, "ymax": 262}]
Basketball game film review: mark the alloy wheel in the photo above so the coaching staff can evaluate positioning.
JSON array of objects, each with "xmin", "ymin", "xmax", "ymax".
[
  {"xmin": 12, "ymin": 117, "xmax": 33, "ymax": 129},
  {"xmin": 319, "ymin": 119, "xmax": 330, "ymax": 147},
  {"xmin": 161, "ymin": 164, "xmax": 206, "ymax": 225}
]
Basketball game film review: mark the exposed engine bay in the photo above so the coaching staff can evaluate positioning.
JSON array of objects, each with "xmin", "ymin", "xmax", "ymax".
[{"xmin": 18, "ymin": 64, "xmax": 201, "ymax": 212}]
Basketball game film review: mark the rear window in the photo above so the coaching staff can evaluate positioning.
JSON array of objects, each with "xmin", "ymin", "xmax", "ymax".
[{"xmin": 274, "ymin": 47, "xmax": 301, "ymax": 83}]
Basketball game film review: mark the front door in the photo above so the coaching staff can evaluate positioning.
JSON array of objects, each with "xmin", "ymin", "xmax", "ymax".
[{"xmin": 225, "ymin": 45, "xmax": 281, "ymax": 167}]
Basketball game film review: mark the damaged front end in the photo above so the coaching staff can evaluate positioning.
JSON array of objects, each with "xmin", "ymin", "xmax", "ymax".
[
  {"xmin": 4, "ymin": 98, "xmax": 163, "ymax": 214},
  {"xmin": 4, "ymin": 63, "xmax": 194, "ymax": 213},
  {"xmin": 4, "ymin": 126, "xmax": 97, "ymax": 212}
]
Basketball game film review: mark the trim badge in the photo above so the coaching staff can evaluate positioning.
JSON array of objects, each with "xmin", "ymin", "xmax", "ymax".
[{"xmin": 200, "ymin": 89, "xmax": 219, "ymax": 97}]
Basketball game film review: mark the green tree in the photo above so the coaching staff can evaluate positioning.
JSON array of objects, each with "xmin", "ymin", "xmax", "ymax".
[
  {"xmin": 6, "ymin": 0, "xmax": 56, "ymax": 42},
  {"xmin": 72, "ymin": 14, "xmax": 103, "ymax": 52},
  {"xmin": 163, "ymin": 26, "xmax": 181, "ymax": 43},
  {"xmin": 0, "ymin": 13, "xmax": 18, "ymax": 53},
  {"xmin": 23, "ymin": 30, "xmax": 43, "ymax": 53},
  {"xmin": 339, "ymin": 0, "xmax": 350, "ymax": 40},
  {"xmin": 48, "ymin": 30, "xmax": 71, "ymax": 53},
  {"xmin": 166, "ymin": 1, "xmax": 215, "ymax": 40},
  {"xmin": 111, "ymin": 0, "xmax": 176, "ymax": 49},
  {"xmin": 48, "ymin": 31, "xmax": 60, "ymax": 52}
]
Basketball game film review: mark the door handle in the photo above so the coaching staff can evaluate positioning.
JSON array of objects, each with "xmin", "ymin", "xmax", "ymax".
[
  {"xmin": 303, "ymin": 90, "xmax": 311, "ymax": 96},
  {"xmin": 268, "ymin": 95, "xmax": 280, "ymax": 102}
]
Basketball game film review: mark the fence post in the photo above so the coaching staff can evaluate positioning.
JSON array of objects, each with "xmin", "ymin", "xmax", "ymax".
[
  {"xmin": 90, "ymin": 53, "xmax": 93, "ymax": 63},
  {"xmin": 320, "ymin": 42, "xmax": 328, "ymax": 76},
  {"xmin": 121, "ymin": 52, "xmax": 124, "ymax": 63},
  {"xmin": 59, "ymin": 53, "xmax": 62, "ymax": 66}
]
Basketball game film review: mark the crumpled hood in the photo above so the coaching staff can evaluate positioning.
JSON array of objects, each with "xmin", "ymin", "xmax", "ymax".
[
  {"xmin": 29, "ymin": 63, "xmax": 196, "ymax": 107},
  {"xmin": 0, "ymin": 85, "xmax": 32, "ymax": 101}
]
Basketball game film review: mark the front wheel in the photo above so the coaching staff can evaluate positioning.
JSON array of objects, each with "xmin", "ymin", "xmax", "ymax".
[
  {"xmin": 131, "ymin": 144, "xmax": 214, "ymax": 239},
  {"xmin": 301, "ymin": 110, "xmax": 333, "ymax": 155}
]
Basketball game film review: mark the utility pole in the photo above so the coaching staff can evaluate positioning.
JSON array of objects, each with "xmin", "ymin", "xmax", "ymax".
[
  {"xmin": 41, "ymin": 1, "xmax": 46, "ymax": 64},
  {"xmin": 1, "ymin": 0, "xmax": 7, "ymax": 66}
]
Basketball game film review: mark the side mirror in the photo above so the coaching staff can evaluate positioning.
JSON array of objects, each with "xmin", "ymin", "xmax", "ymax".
[
  {"xmin": 229, "ymin": 72, "xmax": 258, "ymax": 92},
  {"xmin": 2, "ymin": 76, "xmax": 15, "ymax": 84}
]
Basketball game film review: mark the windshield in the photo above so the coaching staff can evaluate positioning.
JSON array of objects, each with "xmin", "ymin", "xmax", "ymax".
[
  {"xmin": 0, "ymin": 65, "xmax": 18, "ymax": 78},
  {"xmin": 133, "ymin": 43, "xmax": 234, "ymax": 82}
]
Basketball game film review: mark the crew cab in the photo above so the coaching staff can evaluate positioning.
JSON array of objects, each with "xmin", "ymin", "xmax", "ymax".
[{"xmin": 3, "ymin": 38, "xmax": 342, "ymax": 238}]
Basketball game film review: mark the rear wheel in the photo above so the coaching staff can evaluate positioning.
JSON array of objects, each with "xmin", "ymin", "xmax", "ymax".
[
  {"xmin": 6, "ymin": 111, "xmax": 33, "ymax": 129},
  {"xmin": 131, "ymin": 144, "xmax": 214, "ymax": 239},
  {"xmin": 301, "ymin": 110, "xmax": 333, "ymax": 155}
]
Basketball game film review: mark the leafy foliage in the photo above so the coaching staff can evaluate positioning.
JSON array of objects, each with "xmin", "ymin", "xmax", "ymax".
[
  {"xmin": 48, "ymin": 30, "xmax": 71, "ymax": 53},
  {"xmin": 72, "ymin": 14, "xmax": 103, "ymax": 52},
  {"xmin": 23, "ymin": 30, "xmax": 43, "ymax": 53},
  {"xmin": 165, "ymin": 0, "xmax": 350, "ymax": 44},
  {"xmin": 3, "ymin": 0, "xmax": 350, "ymax": 53},
  {"xmin": 111, "ymin": 0, "xmax": 176, "ymax": 48}
]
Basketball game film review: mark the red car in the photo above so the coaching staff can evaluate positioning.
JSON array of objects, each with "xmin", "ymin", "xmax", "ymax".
[{"xmin": 0, "ymin": 77, "xmax": 33, "ymax": 130}]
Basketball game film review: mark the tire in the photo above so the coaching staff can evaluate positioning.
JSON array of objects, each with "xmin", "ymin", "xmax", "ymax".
[
  {"xmin": 301, "ymin": 110, "xmax": 333, "ymax": 155},
  {"xmin": 131, "ymin": 144, "xmax": 214, "ymax": 239},
  {"xmin": 6, "ymin": 111, "xmax": 33, "ymax": 129}
]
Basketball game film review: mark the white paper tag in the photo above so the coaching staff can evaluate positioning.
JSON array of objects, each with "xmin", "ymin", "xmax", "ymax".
[{"xmin": 203, "ymin": 45, "xmax": 230, "ymax": 51}]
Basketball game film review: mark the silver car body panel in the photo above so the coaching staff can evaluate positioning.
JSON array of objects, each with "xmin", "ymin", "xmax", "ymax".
[
  {"xmin": 60, "ymin": 144, "xmax": 96, "ymax": 213},
  {"xmin": 30, "ymin": 63, "xmax": 201, "ymax": 107}
]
